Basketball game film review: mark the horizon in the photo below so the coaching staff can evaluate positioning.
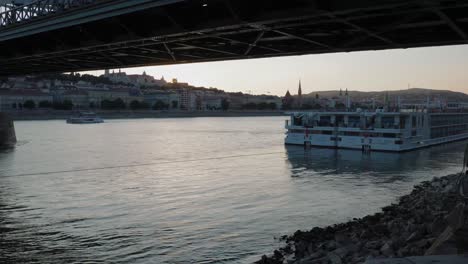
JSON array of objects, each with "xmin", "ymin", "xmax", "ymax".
[{"xmin": 81, "ymin": 44, "xmax": 468, "ymax": 96}]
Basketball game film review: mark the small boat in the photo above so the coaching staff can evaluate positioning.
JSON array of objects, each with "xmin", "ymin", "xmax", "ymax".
[{"xmin": 66, "ymin": 112, "xmax": 104, "ymax": 124}]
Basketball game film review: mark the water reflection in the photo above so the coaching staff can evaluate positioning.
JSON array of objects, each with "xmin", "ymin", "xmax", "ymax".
[{"xmin": 285, "ymin": 141, "xmax": 466, "ymax": 182}]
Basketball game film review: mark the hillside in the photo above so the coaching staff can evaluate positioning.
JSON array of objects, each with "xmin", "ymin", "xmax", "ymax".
[{"xmin": 304, "ymin": 88, "xmax": 468, "ymax": 102}]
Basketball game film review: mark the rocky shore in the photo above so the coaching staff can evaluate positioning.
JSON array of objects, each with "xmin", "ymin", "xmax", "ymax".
[{"xmin": 257, "ymin": 174, "xmax": 468, "ymax": 264}]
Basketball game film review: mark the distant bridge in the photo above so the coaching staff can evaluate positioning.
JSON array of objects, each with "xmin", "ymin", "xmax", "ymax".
[{"xmin": 1, "ymin": 0, "xmax": 468, "ymax": 76}]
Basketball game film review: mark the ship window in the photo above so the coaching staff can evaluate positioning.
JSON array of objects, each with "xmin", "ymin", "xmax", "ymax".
[
  {"xmin": 293, "ymin": 115, "xmax": 303, "ymax": 126},
  {"xmin": 400, "ymin": 116, "xmax": 406, "ymax": 129},
  {"xmin": 344, "ymin": 132, "xmax": 360, "ymax": 136},
  {"xmin": 383, "ymin": 133, "xmax": 396, "ymax": 138},
  {"xmin": 289, "ymin": 129, "xmax": 303, "ymax": 133},
  {"xmin": 322, "ymin": 131, "xmax": 332, "ymax": 135},
  {"xmin": 412, "ymin": 116, "xmax": 417, "ymax": 128},
  {"xmin": 412, "ymin": 130, "xmax": 417, "ymax": 136},
  {"xmin": 381, "ymin": 117, "xmax": 394, "ymax": 128},
  {"xmin": 395, "ymin": 140, "xmax": 403, "ymax": 145},
  {"xmin": 348, "ymin": 116, "xmax": 360, "ymax": 128},
  {"xmin": 336, "ymin": 115, "xmax": 344, "ymax": 127},
  {"xmin": 319, "ymin": 116, "xmax": 332, "ymax": 126}
]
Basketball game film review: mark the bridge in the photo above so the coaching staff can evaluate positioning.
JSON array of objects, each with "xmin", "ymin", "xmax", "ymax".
[{"xmin": 0, "ymin": 0, "xmax": 468, "ymax": 76}]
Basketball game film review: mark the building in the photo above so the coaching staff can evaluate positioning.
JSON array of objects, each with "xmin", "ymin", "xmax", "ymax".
[
  {"xmin": 60, "ymin": 90, "xmax": 89, "ymax": 109},
  {"xmin": 297, "ymin": 80, "xmax": 302, "ymax": 108},
  {"xmin": 88, "ymin": 88, "xmax": 143, "ymax": 107},
  {"xmin": 103, "ymin": 69, "xmax": 167, "ymax": 88},
  {"xmin": 143, "ymin": 90, "xmax": 179, "ymax": 109},
  {"xmin": 179, "ymin": 89, "xmax": 197, "ymax": 110},
  {"xmin": 0, "ymin": 89, "xmax": 53, "ymax": 110},
  {"xmin": 282, "ymin": 90, "xmax": 293, "ymax": 109},
  {"xmin": 203, "ymin": 96, "xmax": 223, "ymax": 110}
]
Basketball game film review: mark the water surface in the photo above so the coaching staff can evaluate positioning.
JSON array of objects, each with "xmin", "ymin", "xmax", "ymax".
[{"xmin": 0, "ymin": 117, "xmax": 465, "ymax": 263}]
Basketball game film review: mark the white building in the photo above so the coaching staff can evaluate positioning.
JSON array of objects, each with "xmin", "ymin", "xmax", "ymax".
[
  {"xmin": 144, "ymin": 91, "xmax": 179, "ymax": 109},
  {"xmin": 103, "ymin": 70, "xmax": 167, "ymax": 88},
  {"xmin": 0, "ymin": 89, "xmax": 53, "ymax": 110}
]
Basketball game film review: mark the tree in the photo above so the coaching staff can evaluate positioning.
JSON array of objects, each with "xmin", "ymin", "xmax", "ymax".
[
  {"xmin": 139, "ymin": 101, "xmax": 150, "ymax": 109},
  {"xmin": 130, "ymin": 100, "xmax": 150, "ymax": 110},
  {"xmin": 221, "ymin": 98, "xmax": 230, "ymax": 111},
  {"xmin": 153, "ymin": 100, "xmax": 168, "ymax": 110},
  {"xmin": 301, "ymin": 103, "xmax": 313, "ymax": 110},
  {"xmin": 23, "ymin": 100, "xmax": 36, "ymax": 110},
  {"xmin": 114, "ymin": 98, "xmax": 126, "ymax": 109},
  {"xmin": 101, "ymin": 98, "xmax": 126, "ymax": 110},
  {"xmin": 130, "ymin": 100, "xmax": 140, "ymax": 110},
  {"xmin": 39, "ymin": 100, "xmax": 52, "ymax": 108},
  {"xmin": 257, "ymin": 102, "xmax": 268, "ymax": 110},
  {"xmin": 335, "ymin": 102, "xmax": 346, "ymax": 109},
  {"xmin": 268, "ymin": 102, "xmax": 277, "ymax": 110},
  {"xmin": 53, "ymin": 100, "xmax": 73, "ymax": 110},
  {"xmin": 62, "ymin": 100, "xmax": 74, "ymax": 110},
  {"xmin": 242, "ymin": 102, "xmax": 257, "ymax": 110}
]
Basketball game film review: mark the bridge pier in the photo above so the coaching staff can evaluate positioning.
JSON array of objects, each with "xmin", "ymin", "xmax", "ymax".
[{"xmin": 0, "ymin": 112, "xmax": 16, "ymax": 148}]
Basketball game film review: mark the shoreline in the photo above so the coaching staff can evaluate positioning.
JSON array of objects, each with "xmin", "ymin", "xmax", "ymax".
[
  {"xmin": 257, "ymin": 173, "xmax": 468, "ymax": 264},
  {"xmin": 4, "ymin": 110, "xmax": 287, "ymax": 121}
]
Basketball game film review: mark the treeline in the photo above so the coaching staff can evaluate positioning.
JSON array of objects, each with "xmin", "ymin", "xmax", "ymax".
[
  {"xmin": 26, "ymin": 73, "xmax": 127, "ymax": 86},
  {"xmin": 14, "ymin": 100, "xmax": 74, "ymax": 110},
  {"xmin": 241, "ymin": 102, "xmax": 277, "ymax": 110}
]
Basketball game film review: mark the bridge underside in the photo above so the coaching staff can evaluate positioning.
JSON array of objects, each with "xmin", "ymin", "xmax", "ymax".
[{"xmin": 1, "ymin": 0, "xmax": 468, "ymax": 76}]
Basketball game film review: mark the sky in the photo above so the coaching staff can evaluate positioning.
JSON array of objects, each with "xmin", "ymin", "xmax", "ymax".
[{"xmin": 82, "ymin": 44, "xmax": 468, "ymax": 96}]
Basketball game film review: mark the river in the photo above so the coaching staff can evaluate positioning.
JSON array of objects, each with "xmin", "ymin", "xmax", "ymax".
[{"xmin": 0, "ymin": 116, "xmax": 465, "ymax": 263}]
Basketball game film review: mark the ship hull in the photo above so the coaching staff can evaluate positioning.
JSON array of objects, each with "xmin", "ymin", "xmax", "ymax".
[{"xmin": 285, "ymin": 132, "xmax": 468, "ymax": 152}]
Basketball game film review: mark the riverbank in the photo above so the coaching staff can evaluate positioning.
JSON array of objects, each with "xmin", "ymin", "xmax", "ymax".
[
  {"xmin": 257, "ymin": 173, "xmax": 468, "ymax": 264},
  {"xmin": 5, "ymin": 110, "xmax": 287, "ymax": 121}
]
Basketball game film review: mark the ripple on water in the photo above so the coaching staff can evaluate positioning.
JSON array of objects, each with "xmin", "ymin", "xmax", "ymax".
[{"xmin": 0, "ymin": 118, "xmax": 465, "ymax": 263}]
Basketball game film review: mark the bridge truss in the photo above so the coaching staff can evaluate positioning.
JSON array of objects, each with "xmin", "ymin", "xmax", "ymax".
[{"xmin": 0, "ymin": 0, "xmax": 468, "ymax": 76}]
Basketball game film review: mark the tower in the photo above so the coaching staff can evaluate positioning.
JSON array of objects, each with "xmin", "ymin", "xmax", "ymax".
[
  {"xmin": 345, "ymin": 88, "xmax": 351, "ymax": 109},
  {"xmin": 297, "ymin": 79, "xmax": 302, "ymax": 108},
  {"xmin": 283, "ymin": 90, "xmax": 293, "ymax": 110},
  {"xmin": 384, "ymin": 92, "xmax": 390, "ymax": 110},
  {"xmin": 298, "ymin": 79, "xmax": 302, "ymax": 96},
  {"xmin": 104, "ymin": 69, "xmax": 109, "ymax": 76}
]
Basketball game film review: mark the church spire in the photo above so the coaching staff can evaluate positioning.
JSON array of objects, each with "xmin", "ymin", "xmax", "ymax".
[{"xmin": 298, "ymin": 79, "xmax": 302, "ymax": 96}]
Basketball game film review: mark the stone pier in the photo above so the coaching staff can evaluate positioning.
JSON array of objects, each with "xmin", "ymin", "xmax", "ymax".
[{"xmin": 0, "ymin": 112, "xmax": 16, "ymax": 148}]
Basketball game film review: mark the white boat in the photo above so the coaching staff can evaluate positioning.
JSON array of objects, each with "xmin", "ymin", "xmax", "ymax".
[
  {"xmin": 285, "ymin": 108, "xmax": 468, "ymax": 152},
  {"xmin": 66, "ymin": 112, "xmax": 104, "ymax": 124}
]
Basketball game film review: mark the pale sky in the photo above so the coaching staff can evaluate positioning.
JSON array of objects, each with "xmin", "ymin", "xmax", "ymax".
[{"xmin": 83, "ymin": 44, "xmax": 468, "ymax": 96}]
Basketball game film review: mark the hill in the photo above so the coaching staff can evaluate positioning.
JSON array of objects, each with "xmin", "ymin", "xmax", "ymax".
[{"xmin": 304, "ymin": 88, "xmax": 468, "ymax": 102}]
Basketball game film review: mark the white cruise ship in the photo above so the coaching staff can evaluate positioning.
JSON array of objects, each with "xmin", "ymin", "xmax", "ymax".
[{"xmin": 285, "ymin": 109, "xmax": 468, "ymax": 152}]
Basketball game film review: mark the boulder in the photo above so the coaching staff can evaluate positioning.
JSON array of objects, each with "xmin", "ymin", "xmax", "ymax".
[
  {"xmin": 327, "ymin": 252, "xmax": 342, "ymax": 264},
  {"xmin": 380, "ymin": 242, "xmax": 394, "ymax": 257}
]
